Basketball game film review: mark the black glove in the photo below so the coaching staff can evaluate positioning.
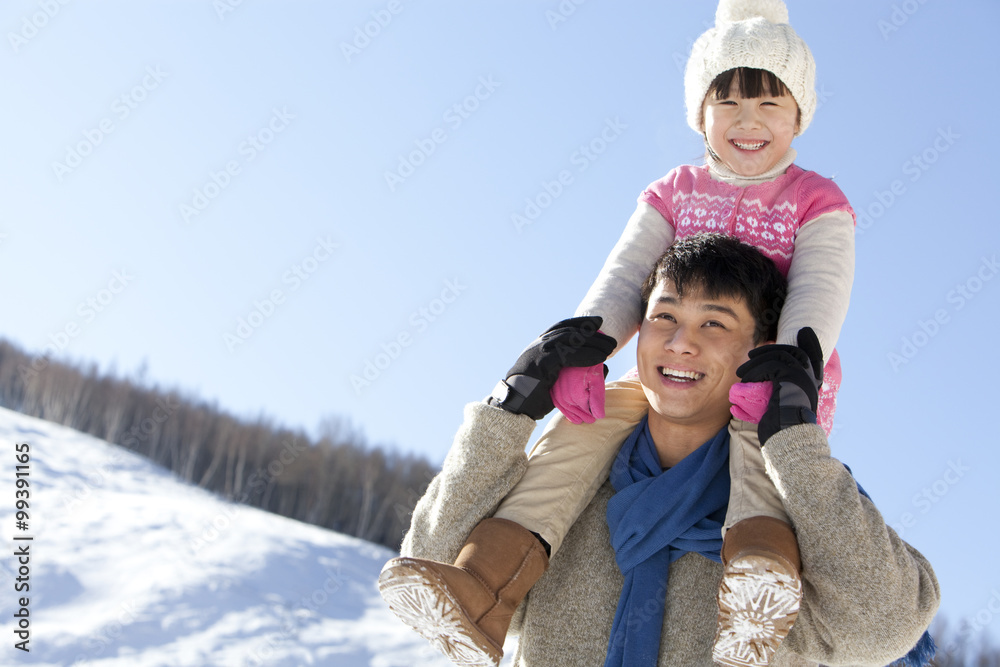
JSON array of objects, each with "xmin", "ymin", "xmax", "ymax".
[
  {"xmin": 488, "ymin": 316, "xmax": 617, "ymax": 420},
  {"xmin": 736, "ymin": 327, "xmax": 824, "ymax": 446}
]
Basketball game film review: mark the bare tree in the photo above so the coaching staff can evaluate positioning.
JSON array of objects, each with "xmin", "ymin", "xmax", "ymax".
[{"xmin": 0, "ymin": 337, "xmax": 439, "ymax": 551}]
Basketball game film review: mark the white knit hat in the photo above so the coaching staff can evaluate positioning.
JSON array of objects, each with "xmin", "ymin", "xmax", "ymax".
[{"xmin": 684, "ymin": 0, "xmax": 816, "ymax": 135}]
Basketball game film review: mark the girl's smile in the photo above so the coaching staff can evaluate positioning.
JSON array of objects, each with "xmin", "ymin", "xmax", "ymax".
[{"xmin": 701, "ymin": 75, "xmax": 799, "ymax": 177}]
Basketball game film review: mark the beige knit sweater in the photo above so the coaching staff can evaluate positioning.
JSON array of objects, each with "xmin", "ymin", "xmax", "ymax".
[{"xmin": 401, "ymin": 402, "xmax": 940, "ymax": 666}]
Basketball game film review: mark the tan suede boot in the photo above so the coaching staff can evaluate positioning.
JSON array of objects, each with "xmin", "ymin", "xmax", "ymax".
[
  {"xmin": 712, "ymin": 516, "xmax": 803, "ymax": 667},
  {"xmin": 378, "ymin": 518, "xmax": 549, "ymax": 667}
]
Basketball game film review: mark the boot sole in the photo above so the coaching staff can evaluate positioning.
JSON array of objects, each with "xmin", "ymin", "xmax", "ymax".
[
  {"xmin": 712, "ymin": 554, "xmax": 802, "ymax": 667},
  {"xmin": 378, "ymin": 557, "xmax": 503, "ymax": 667}
]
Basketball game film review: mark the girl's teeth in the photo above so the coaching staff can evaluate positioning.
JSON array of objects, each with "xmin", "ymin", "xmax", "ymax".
[
  {"xmin": 733, "ymin": 140, "xmax": 766, "ymax": 150},
  {"xmin": 660, "ymin": 368, "xmax": 704, "ymax": 380}
]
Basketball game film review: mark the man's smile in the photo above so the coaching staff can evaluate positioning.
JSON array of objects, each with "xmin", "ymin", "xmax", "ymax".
[{"xmin": 658, "ymin": 366, "xmax": 706, "ymax": 383}]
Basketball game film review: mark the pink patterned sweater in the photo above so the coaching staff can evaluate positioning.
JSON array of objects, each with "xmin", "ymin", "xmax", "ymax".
[
  {"xmin": 577, "ymin": 155, "xmax": 855, "ymax": 434},
  {"xmin": 641, "ymin": 163, "xmax": 852, "ymax": 278}
]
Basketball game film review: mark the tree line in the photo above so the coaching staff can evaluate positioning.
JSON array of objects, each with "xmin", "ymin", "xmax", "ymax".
[{"xmin": 0, "ymin": 339, "xmax": 436, "ymax": 550}]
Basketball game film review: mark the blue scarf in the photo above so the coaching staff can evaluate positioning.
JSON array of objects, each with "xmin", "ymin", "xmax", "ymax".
[
  {"xmin": 604, "ymin": 417, "xmax": 729, "ymax": 666},
  {"xmin": 603, "ymin": 419, "xmax": 935, "ymax": 667}
]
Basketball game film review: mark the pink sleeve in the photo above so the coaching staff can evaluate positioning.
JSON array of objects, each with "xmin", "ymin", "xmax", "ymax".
[
  {"xmin": 638, "ymin": 170, "xmax": 678, "ymax": 223},
  {"xmin": 797, "ymin": 173, "xmax": 856, "ymax": 228}
]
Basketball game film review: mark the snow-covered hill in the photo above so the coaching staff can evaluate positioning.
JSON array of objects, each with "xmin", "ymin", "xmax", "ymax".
[{"xmin": 0, "ymin": 406, "xmax": 485, "ymax": 666}]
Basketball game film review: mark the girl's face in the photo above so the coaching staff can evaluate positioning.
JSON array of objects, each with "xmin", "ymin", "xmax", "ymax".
[{"xmin": 701, "ymin": 76, "xmax": 800, "ymax": 177}]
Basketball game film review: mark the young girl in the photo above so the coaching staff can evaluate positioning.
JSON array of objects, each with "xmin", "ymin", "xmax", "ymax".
[{"xmin": 380, "ymin": 1, "xmax": 855, "ymax": 665}]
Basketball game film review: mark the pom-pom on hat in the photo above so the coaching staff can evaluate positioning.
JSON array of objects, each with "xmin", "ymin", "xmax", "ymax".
[{"xmin": 684, "ymin": 0, "xmax": 816, "ymax": 135}]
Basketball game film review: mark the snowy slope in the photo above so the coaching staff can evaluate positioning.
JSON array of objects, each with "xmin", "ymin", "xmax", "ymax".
[{"xmin": 0, "ymin": 406, "xmax": 509, "ymax": 667}]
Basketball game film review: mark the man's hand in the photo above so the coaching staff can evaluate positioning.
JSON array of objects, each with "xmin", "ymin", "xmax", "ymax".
[
  {"xmin": 736, "ymin": 327, "xmax": 824, "ymax": 445},
  {"xmin": 488, "ymin": 316, "xmax": 617, "ymax": 420}
]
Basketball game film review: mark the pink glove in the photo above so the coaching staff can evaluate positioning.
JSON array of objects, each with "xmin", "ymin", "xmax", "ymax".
[
  {"xmin": 551, "ymin": 364, "xmax": 607, "ymax": 424},
  {"xmin": 729, "ymin": 381, "xmax": 773, "ymax": 423}
]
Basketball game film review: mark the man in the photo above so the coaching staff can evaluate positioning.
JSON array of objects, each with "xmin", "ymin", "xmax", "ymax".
[{"xmin": 379, "ymin": 234, "xmax": 939, "ymax": 666}]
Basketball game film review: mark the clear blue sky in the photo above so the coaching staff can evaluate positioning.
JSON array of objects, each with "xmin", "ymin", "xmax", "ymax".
[{"xmin": 3, "ymin": 0, "xmax": 998, "ymax": 648}]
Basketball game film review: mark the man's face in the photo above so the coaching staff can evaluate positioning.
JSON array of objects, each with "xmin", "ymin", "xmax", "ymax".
[{"xmin": 637, "ymin": 279, "xmax": 760, "ymax": 431}]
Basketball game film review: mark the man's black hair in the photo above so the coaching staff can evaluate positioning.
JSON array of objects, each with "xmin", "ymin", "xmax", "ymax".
[{"xmin": 639, "ymin": 233, "xmax": 786, "ymax": 344}]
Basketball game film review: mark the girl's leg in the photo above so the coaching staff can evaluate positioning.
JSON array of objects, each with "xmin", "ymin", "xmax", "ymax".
[
  {"xmin": 493, "ymin": 378, "xmax": 648, "ymax": 555},
  {"xmin": 379, "ymin": 379, "xmax": 648, "ymax": 666},
  {"xmin": 714, "ymin": 418, "xmax": 802, "ymax": 667},
  {"xmin": 724, "ymin": 418, "xmax": 789, "ymax": 531}
]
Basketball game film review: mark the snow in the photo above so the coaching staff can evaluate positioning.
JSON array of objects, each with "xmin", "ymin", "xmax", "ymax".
[{"xmin": 0, "ymin": 406, "xmax": 516, "ymax": 666}]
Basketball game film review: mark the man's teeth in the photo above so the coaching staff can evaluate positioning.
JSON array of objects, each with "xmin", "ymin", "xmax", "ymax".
[
  {"xmin": 660, "ymin": 368, "xmax": 704, "ymax": 381},
  {"xmin": 733, "ymin": 140, "xmax": 766, "ymax": 150}
]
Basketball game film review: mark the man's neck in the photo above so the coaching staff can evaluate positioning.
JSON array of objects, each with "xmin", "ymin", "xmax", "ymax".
[{"xmin": 646, "ymin": 413, "xmax": 729, "ymax": 469}]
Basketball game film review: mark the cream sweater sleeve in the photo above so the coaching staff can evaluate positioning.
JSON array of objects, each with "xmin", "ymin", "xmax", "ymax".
[
  {"xmin": 573, "ymin": 201, "xmax": 675, "ymax": 355},
  {"xmin": 764, "ymin": 424, "xmax": 940, "ymax": 665},
  {"xmin": 400, "ymin": 402, "xmax": 536, "ymax": 565},
  {"xmin": 776, "ymin": 210, "xmax": 855, "ymax": 361}
]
